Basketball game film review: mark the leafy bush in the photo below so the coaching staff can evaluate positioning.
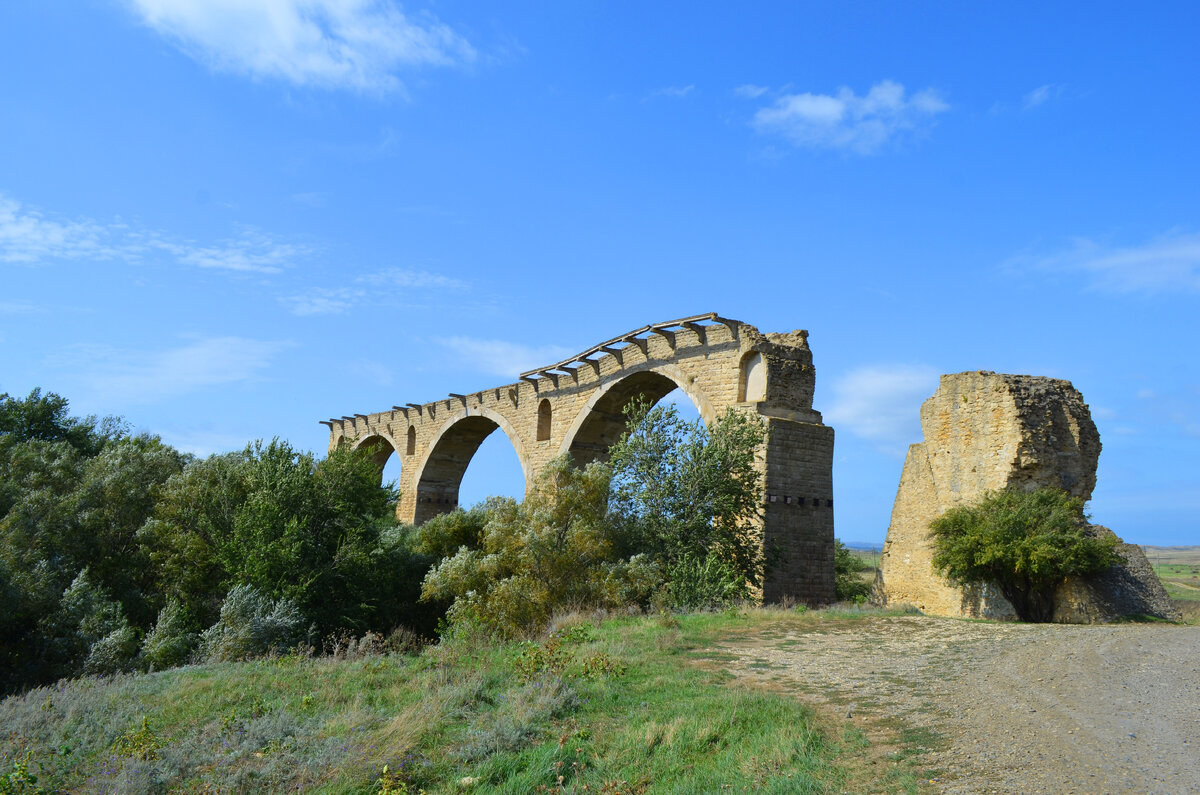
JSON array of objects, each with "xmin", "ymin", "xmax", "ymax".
[
  {"xmin": 421, "ymin": 457, "xmax": 637, "ymax": 637},
  {"xmin": 929, "ymin": 487, "xmax": 1121, "ymax": 621},
  {"xmin": 665, "ymin": 552, "xmax": 750, "ymax": 610},
  {"xmin": 140, "ymin": 600, "xmax": 199, "ymax": 671},
  {"xmin": 834, "ymin": 540, "xmax": 871, "ymax": 602},
  {"xmin": 198, "ymin": 584, "xmax": 304, "ymax": 662}
]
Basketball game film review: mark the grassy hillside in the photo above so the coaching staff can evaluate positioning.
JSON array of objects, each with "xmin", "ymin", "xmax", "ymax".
[{"xmin": 0, "ymin": 608, "xmax": 936, "ymax": 794}]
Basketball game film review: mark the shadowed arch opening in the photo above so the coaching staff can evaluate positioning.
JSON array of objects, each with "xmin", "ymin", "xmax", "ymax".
[
  {"xmin": 352, "ymin": 434, "xmax": 398, "ymax": 472},
  {"xmin": 565, "ymin": 370, "xmax": 705, "ymax": 467},
  {"xmin": 414, "ymin": 415, "xmax": 525, "ymax": 524},
  {"xmin": 537, "ymin": 399, "xmax": 552, "ymax": 441}
]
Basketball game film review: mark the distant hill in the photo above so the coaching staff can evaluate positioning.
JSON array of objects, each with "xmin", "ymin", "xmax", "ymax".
[{"xmin": 842, "ymin": 541, "xmax": 883, "ymax": 552}]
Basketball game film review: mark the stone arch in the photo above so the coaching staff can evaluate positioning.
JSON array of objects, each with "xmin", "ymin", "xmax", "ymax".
[
  {"xmin": 560, "ymin": 364, "xmax": 716, "ymax": 466},
  {"xmin": 537, "ymin": 399, "xmax": 552, "ymax": 441},
  {"xmin": 412, "ymin": 407, "xmax": 530, "ymax": 524},
  {"xmin": 406, "ymin": 425, "xmax": 416, "ymax": 455},
  {"xmin": 350, "ymin": 433, "xmax": 401, "ymax": 476},
  {"xmin": 740, "ymin": 351, "xmax": 767, "ymax": 402}
]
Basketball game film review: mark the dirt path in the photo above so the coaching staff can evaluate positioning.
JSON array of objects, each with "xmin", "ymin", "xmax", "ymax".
[{"xmin": 715, "ymin": 616, "xmax": 1200, "ymax": 794}]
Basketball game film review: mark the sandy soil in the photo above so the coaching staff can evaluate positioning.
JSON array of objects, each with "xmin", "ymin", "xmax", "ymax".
[{"xmin": 716, "ymin": 616, "xmax": 1200, "ymax": 794}]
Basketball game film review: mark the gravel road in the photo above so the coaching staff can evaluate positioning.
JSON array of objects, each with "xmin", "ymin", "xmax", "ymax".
[{"xmin": 717, "ymin": 616, "xmax": 1200, "ymax": 794}]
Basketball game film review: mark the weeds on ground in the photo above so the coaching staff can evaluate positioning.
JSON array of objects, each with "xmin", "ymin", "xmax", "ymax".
[{"xmin": 0, "ymin": 611, "xmax": 847, "ymax": 793}]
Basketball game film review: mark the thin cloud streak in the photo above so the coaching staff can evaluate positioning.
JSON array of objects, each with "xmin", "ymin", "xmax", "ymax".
[
  {"xmin": 54, "ymin": 336, "xmax": 293, "ymax": 405},
  {"xmin": 125, "ymin": 0, "xmax": 475, "ymax": 93},
  {"xmin": 437, "ymin": 337, "xmax": 573, "ymax": 378},
  {"xmin": 1008, "ymin": 231, "xmax": 1200, "ymax": 294},
  {"xmin": 282, "ymin": 267, "xmax": 467, "ymax": 315},
  {"xmin": 751, "ymin": 80, "xmax": 948, "ymax": 154},
  {"xmin": 0, "ymin": 192, "xmax": 310, "ymax": 274}
]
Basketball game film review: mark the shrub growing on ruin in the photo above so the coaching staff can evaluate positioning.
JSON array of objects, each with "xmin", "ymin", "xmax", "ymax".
[{"xmin": 928, "ymin": 487, "xmax": 1121, "ymax": 622}]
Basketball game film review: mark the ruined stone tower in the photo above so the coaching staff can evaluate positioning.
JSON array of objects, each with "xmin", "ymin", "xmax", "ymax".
[{"xmin": 873, "ymin": 371, "xmax": 1177, "ymax": 622}]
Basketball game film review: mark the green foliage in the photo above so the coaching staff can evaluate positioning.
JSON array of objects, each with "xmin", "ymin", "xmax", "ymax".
[
  {"xmin": 112, "ymin": 717, "xmax": 162, "ymax": 761},
  {"xmin": 139, "ymin": 599, "xmax": 199, "ymax": 671},
  {"xmin": 140, "ymin": 439, "xmax": 423, "ymax": 636},
  {"xmin": 608, "ymin": 400, "xmax": 767, "ymax": 589},
  {"xmin": 198, "ymin": 584, "xmax": 305, "ymax": 662},
  {"xmin": 408, "ymin": 502, "xmax": 492, "ymax": 559},
  {"xmin": 834, "ymin": 540, "xmax": 871, "ymax": 603},
  {"xmin": 665, "ymin": 552, "xmax": 751, "ymax": 610},
  {"xmin": 422, "ymin": 457, "xmax": 636, "ymax": 637},
  {"xmin": 928, "ymin": 487, "xmax": 1122, "ymax": 621},
  {"xmin": 0, "ymin": 388, "xmax": 125, "ymax": 459}
]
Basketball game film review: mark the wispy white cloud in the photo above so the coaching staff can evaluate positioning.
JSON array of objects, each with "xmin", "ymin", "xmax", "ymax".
[
  {"xmin": 1, "ymin": 192, "xmax": 311, "ymax": 274},
  {"xmin": 0, "ymin": 195, "xmax": 117, "ymax": 264},
  {"xmin": 437, "ymin": 337, "xmax": 573, "ymax": 378},
  {"xmin": 56, "ymin": 336, "xmax": 292, "ymax": 404},
  {"xmin": 358, "ymin": 267, "xmax": 466, "ymax": 290},
  {"xmin": 1007, "ymin": 231, "xmax": 1200, "ymax": 294},
  {"xmin": 751, "ymin": 80, "xmax": 948, "ymax": 154},
  {"xmin": 1022, "ymin": 83, "xmax": 1063, "ymax": 110},
  {"xmin": 734, "ymin": 84, "xmax": 768, "ymax": 99},
  {"xmin": 125, "ymin": 0, "xmax": 475, "ymax": 93},
  {"xmin": 648, "ymin": 84, "xmax": 695, "ymax": 100},
  {"xmin": 0, "ymin": 300, "xmax": 44, "ymax": 315},
  {"xmin": 282, "ymin": 267, "xmax": 466, "ymax": 315},
  {"xmin": 824, "ymin": 364, "xmax": 940, "ymax": 454},
  {"xmin": 989, "ymin": 83, "xmax": 1066, "ymax": 115}
]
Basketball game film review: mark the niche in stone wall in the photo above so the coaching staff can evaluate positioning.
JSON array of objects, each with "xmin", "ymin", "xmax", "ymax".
[
  {"xmin": 740, "ymin": 352, "xmax": 766, "ymax": 402},
  {"xmin": 537, "ymin": 399, "xmax": 552, "ymax": 441},
  {"xmin": 406, "ymin": 425, "xmax": 416, "ymax": 455}
]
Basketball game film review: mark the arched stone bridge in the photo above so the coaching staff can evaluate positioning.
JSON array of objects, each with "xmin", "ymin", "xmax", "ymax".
[{"xmin": 322, "ymin": 313, "xmax": 835, "ymax": 604}]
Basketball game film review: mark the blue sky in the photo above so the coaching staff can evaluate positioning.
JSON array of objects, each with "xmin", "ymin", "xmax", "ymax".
[{"xmin": 2, "ymin": 1, "xmax": 1197, "ymax": 545}]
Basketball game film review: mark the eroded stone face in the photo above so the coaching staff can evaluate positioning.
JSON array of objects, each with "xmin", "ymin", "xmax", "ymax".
[{"xmin": 873, "ymin": 371, "xmax": 1177, "ymax": 622}]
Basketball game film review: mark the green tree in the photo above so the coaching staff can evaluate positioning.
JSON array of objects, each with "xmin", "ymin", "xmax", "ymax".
[
  {"xmin": 139, "ymin": 440, "xmax": 420, "ymax": 636},
  {"xmin": 0, "ymin": 388, "xmax": 126, "ymax": 458},
  {"xmin": 607, "ymin": 400, "xmax": 767, "ymax": 594},
  {"xmin": 834, "ymin": 540, "xmax": 871, "ymax": 602},
  {"xmin": 928, "ymin": 487, "xmax": 1121, "ymax": 622}
]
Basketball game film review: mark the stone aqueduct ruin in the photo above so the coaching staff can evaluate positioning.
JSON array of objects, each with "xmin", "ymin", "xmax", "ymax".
[{"xmin": 323, "ymin": 313, "xmax": 836, "ymax": 604}]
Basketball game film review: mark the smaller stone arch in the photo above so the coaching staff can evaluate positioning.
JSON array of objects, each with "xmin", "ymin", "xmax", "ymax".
[
  {"xmin": 740, "ymin": 351, "xmax": 767, "ymax": 402},
  {"xmin": 412, "ymin": 407, "xmax": 531, "ymax": 524},
  {"xmin": 406, "ymin": 425, "xmax": 416, "ymax": 456},
  {"xmin": 537, "ymin": 399, "xmax": 552, "ymax": 441},
  {"xmin": 350, "ymin": 433, "xmax": 401, "ymax": 476}
]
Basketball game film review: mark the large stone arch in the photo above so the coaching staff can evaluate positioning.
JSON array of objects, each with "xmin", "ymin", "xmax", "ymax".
[
  {"xmin": 559, "ymin": 364, "xmax": 716, "ymax": 465},
  {"xmin": 411, "ymin": 407, "xmax": 530, "ymax": 524}
]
